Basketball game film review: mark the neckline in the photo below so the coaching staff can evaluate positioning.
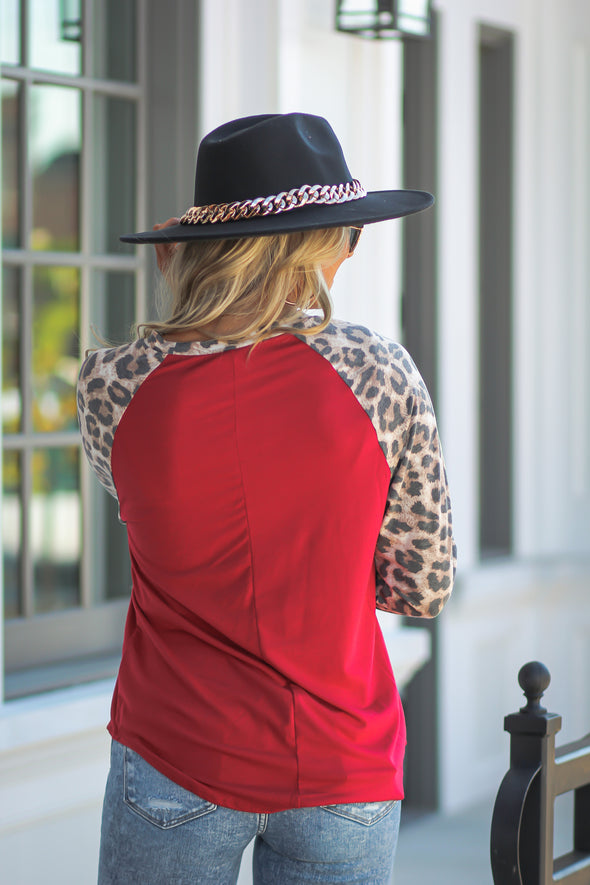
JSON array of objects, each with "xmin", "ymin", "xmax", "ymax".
[{"xmin": 147, "ymin": 314, "xmax": 322, "ymax": 356}]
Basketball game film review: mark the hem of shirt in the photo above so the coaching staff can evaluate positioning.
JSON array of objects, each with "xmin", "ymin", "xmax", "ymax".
[{"xmin": 107, "ymin": 724, "xmax": 404, "ymax": 813}]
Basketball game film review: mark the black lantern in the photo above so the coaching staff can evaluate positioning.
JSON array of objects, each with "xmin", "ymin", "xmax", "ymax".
[{"xmin": 335, "ymin": 0, "xmax": 433, "ymax": 39}]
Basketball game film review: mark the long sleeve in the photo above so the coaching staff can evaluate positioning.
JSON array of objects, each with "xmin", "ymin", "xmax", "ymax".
[
  {"xmin": 374, "ymin": 378, "xmax": 455, "ymax": 617},
  {"xmin": 76, "ymin": 338, "xmax": 166, "ymax": 498}
]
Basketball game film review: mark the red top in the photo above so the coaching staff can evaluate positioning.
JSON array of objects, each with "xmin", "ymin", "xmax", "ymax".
[{"xmin": 77, "ymin": 316, "xmax": 455, "ymax": 812}]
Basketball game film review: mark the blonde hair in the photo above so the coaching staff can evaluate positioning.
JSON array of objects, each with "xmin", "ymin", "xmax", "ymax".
[{"xmin": 138, "ymin": 227, "xmax": 349, "ymax": 344}]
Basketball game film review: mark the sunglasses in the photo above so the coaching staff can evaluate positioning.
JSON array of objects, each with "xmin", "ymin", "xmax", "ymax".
[{"xmin": 349, "ymin": 226, "xmax": 363, "ymax": 253}]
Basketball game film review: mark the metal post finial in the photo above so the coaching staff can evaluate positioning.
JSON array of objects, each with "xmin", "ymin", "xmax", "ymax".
[{"xmin": 518, "ymin": 661, "xmax": 551, "ymax": 714}]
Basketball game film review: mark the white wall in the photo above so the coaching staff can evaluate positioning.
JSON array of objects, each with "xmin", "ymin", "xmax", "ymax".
[
  {"xmin": 439, "ymin": 561, "xmax": 590, "ymax": 812},
  {"xmin": 434, "ymin": 0, "xmax": 590, "ymax": 811}
]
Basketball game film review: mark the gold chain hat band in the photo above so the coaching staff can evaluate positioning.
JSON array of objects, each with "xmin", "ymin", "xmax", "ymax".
[{"xmin": 180, "ymin": 179, "xmax": 367, "ymax": 226}]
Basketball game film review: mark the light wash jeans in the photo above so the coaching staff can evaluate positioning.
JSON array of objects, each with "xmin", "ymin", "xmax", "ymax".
[{"xmin": 98, "ymin": 739, "xmax": 401, "ymax": 884}]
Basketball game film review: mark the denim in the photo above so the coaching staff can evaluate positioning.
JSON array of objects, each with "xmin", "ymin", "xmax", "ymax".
[{"xmin": 98, "ymin": 740, "xmax": 401, "ymax": 884}]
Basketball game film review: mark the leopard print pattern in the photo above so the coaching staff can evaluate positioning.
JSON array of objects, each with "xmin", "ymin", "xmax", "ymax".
[
  {"xmin": 77, "ymin": 338, "xmax": 162, "ymax": 497},
  {"xmin": 297, "ymin": 317, "xmax": 456, "ymax": 618}
]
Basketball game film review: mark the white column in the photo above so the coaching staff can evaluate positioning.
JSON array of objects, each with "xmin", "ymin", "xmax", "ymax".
[
  {"xmin": 513, "ymin": 0, "xmax": 542, "ymax": 557},
  {"xmin": 199, "ymin": 0, "xmax": 280, "ymax": 135},
  {"xmin": 436, "ymin": 3, "xmax": 480, "ymax": 569}
]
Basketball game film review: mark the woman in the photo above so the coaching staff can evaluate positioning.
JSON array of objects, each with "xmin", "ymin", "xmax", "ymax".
[{"xmin": 78, "ymin": 113, "xmax": 456, "ymax": 885}]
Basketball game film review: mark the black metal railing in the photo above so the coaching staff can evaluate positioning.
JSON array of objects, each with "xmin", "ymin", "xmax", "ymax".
[{"xmin": 490, "ymin": 661, "xmax": 590, "ymax": 884}]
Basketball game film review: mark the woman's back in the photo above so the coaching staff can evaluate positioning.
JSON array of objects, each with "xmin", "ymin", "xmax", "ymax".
[{"xmin": 78, "ymin": 316, "xmax": 452, "ymax": 813}]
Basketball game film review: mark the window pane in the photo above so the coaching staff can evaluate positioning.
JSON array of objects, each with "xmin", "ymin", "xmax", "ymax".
[
  {"xmin": 30, "ymin": 85, "xmax": 81, "ymax": 252},
  {"xmin": 87, "ymin": 272, "xmax": 134, "ymax": 602},
  {"xmin": 0, "ymin": 0, "xmax": 21, "ymax": 65},
  {"xmin": 93, "ymin": 96, "xmax": 136, "ymax": 254},
  {"xmin": 103, "ymin": 493, "xmax": 131, "ymax": 602},
  {"xmin": 32, "ymin": 446, "xmax": 80, "ymax": 613},
  {"xmin": 91, "ymin": 270, "xmax": 135, "ymax": 343},
  {"xmin": 2, "ymin": 265, "xmax": 21, "ymax": 433},
  {"xmin": 2, "ymin": 79, "xmax": 20, "ymax": 248},
  {"xmin": 3, "ymin": 450, "xmax": 22, "ymax": 618},
  {"xmin": 92, "ymin": 0, "xmax": 137, "ymax": 82},
  {"xmin": 32, "ymin": 266, "xmax": 80, "ymax": 433},
  {"xmin": 28, "ymin": 0, "xmax": 81, "ymax": 76}
]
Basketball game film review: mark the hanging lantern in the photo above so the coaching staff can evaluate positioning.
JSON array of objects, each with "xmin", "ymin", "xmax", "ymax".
[{"xmin": 335, "ymin": 0, "xmax": 433, "ymax": 40}]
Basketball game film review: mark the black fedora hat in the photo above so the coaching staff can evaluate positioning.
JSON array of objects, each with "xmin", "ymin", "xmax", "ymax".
[{"xmin": 120, "ymin": 113, "xmax": 433, "ymax": 244}]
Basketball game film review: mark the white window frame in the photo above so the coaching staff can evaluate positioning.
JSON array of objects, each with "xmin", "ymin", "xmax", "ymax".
[{"xmin": 1, "ymin": 0, "xmax": 148, "ymax": 698}]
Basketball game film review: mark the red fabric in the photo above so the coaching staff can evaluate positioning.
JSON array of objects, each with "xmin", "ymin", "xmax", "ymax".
[{"xmin": 109, "ymin": 334, "xmax": 405, "ymax": 812}]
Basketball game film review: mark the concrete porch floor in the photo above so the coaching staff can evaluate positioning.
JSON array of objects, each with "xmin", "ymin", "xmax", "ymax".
[{"xmin": 393, "ymin": 795, "xmax": 496, "ymax": 884}]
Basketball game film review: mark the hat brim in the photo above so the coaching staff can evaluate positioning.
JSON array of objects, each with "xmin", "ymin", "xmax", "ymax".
[{"xmin": 119, "ymin": 189, "xmax": 433, "ymax": 244}]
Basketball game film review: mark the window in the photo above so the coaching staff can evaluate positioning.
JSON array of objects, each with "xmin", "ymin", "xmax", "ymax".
[
  {"xmin": 478, "ymin": 25, "xmax": 514, "ymax": 558},
  {"xmin": 1, "ymin": 0, "xmax": 145, "ymax": 697}
]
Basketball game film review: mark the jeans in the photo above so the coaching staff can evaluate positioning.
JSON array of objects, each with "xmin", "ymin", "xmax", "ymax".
[{"xmin": 98, "ymin": 740, "xmax": 401, "ymax": 884}]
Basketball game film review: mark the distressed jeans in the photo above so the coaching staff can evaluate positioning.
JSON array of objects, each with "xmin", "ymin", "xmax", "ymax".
[{"xmin": 98, "ymin": 739, "xmax": 401, "ymax": 884}]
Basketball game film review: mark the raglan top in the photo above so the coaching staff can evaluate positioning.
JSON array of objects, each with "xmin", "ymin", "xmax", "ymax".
[{"xmin": 77, "ymin": 314, "xmax": 456, "ymax": 812}]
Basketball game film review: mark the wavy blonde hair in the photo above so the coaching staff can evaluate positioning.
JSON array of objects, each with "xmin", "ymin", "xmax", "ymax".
[{"xmin": 138, "ymin": 226, "xmax": 349, "ymax": 344}]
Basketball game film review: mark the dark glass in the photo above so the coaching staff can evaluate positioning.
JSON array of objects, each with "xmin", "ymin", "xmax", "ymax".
[
  {"xmin": 30, "ymin": 85, "xmax": 81, "ymax": 251},
  {"xmin": 0, "ymin": 0, "xmax": 21, "ymax": 66},
  {"xmin": 32, "ymin": 446, "xmax": 81, "ymax": 613},
  {"xmin": 92, "ymin": 0, "xmax": 137, "ymax": 82},
  {"xmin": 92, "ymin": 96, "xmax": 136, "ymax": 254},
  {"xmin": 2, "ymin": 266, "xmax": 21, "ymax": 434},
  {"xmin": 91, "ymin": 270, "xmax": 135, "ymax": 343},
  {"xmin": 3, "ymin": 449, "xmax": 22, "ymax": 619},
  {"xmin": 103, "ymin": 492, "xmax": 132, "ymax": 601},
  {"xmin": 28, "ymin": 0, "xmax": 81, "ymax": 76},
  {"xmin": 2, "ymin": 79, "xmax": 20, "ymax": 248},
  {"xmin": 89, "ymin": 270, "xmax": 133, "ymax": 600},
  {"xmin": 349, "ymin": 226, "xmax": 363, "ymax": 253},
  {"xmin": 32, "ymin": 266, "xmax": 80, "ymax": 433}
]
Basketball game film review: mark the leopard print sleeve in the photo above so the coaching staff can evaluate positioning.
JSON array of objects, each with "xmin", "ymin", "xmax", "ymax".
[
  {"xmin": 76, "ymin": 338, "xmax": 166, "ymax": 498},
  {"xmin": 300, "ymin": 316, "xmax": 456, "ymax": 618},
  {"xmin": 373, "ymin": 369, "xmax": 455, "ymax": 618}
]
